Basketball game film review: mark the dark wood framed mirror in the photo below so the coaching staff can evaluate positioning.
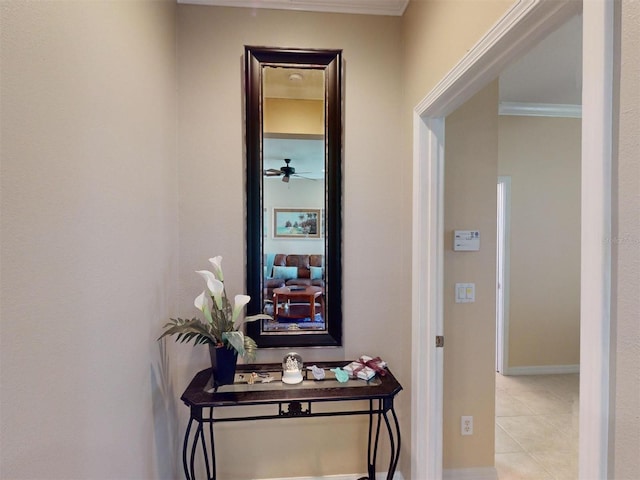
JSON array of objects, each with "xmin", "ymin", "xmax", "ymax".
[{"xmin": 245, "ymin": 46, "xmax": 342, "ymax": 348}]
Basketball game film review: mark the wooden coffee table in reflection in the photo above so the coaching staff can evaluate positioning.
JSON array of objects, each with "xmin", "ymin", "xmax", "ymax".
[{"xmin": 272, "ymin": 286, "xmax": 324, "ymax": 321}]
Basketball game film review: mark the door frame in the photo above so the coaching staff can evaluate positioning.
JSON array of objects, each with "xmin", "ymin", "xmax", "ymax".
[
  {"xmin": 411, "ymin": 0, "xmax": 613, "ymax": 478},
  {"xmin": 496, "ymin": 176, "xmax": 511, "ymax": 375}
]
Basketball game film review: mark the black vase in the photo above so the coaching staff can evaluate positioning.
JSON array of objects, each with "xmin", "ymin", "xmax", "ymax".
[{"xmin": 209, "ymin": 344, "xmax": 238, "ymax": 387}]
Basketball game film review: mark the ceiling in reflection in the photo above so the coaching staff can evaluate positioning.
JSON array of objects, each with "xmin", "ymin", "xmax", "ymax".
[
  {"xmin": 263, "ymin": 137, "xmax": 325, "ymax": 180},
  {"xmin": 263, "ymin": 64, "xmax": 325, "ymax": 181},
  {"xmin": 264, "ymin": 68, "xmax": 325, "ymax": 100}
]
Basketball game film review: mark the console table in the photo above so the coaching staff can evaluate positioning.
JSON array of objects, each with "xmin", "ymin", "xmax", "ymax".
[{"xmin": 180, "ymin": 361, "xmax": 402, "ymax": 480}]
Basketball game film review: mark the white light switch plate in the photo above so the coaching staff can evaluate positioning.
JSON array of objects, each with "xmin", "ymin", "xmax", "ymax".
[{"xmin": 455, "ymin": 283, "xmax": 475, "ymax": 303}]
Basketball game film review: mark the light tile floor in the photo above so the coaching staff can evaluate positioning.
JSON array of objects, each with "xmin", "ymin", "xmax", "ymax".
[{"xmin": 495, "ymin": 373, "xmax": 579, "ymax": 480}]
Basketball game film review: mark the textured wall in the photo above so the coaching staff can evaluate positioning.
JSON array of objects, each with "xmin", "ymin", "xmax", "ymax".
[
  {"xmin": 0, "ymin": 1, "xmax": 178, "ymax": 478},
  {"xmin": 400, "ymin": 0, "xmax": 512, "ymax": 472},
  {"xmin": 443, "ymin": 81, "xmax": 499, "ymax": 468},
  {"xmin": 1, "ymin": 1, "xmax": 637, "ymax": 478},
  {"xmin": 498, "ymin": 116, "xmax": 581, "ymax": 369},
  {"xmin": 175, "ymin": 5, "xmax": 407, "ymax": 478},
  {"xmin": 613, "ymin": 0, "xmax": 640, "ymax": 477}
]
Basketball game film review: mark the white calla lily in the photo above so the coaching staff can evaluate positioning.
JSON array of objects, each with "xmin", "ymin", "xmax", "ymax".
[
  {"xmin": 194, "ymin": 291, "xmax": 207, "ymax": 311},
  {"xmin": 196, "ymin": 270, "xmax": 224, "ymax": 308},
  {"xmin": 194, "ymin": 291, "xmax": 214, "ymax": 324},
  {"xmin": 159, "ymin": 255, "xmax": 272, "ymax": 362},
  {"xmin": 208, "ymin": 256, "xmax": 224, "ymax": 281},
  {"xmin": 196, "ymin": 270, "xmax": 221, "ymax": 293},
  {"xmin": 232, "ymin": 294, "xmax": 251, "ymax": 323}
]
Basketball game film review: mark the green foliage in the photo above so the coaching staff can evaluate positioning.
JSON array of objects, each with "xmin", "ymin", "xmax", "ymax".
[
  {"xmin": 158, "ymin": 315, "xmax": 261, "ymax": 361},
  {"xmin": 244, "ymin": 335, "xmax": 258, "ymax": 361},
  {"xmin": 158, "ymin": 318, "xmax": 217, "ymax": 346},
  {"xmin": 157, "ymin": 256, "xmax": 272, "ymax": 360}
]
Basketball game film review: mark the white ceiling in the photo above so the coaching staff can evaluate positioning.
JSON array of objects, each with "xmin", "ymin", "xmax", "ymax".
[{"xmin": 499, "ymin": 13, "xmax": 582, "ymax": 106}]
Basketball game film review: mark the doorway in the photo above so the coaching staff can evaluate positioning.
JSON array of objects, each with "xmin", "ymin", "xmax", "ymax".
[
  {"xmin": 494, "ymin": 118, "xmax": 581, "ymax": 476},
  {"xmin": 411, "ymin": 1, "xmax": 613, "ymax": 479}
]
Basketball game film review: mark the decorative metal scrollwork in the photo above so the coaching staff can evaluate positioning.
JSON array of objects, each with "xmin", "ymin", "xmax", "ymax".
[{"xmin": 280, "ymin": 401, "xmax": 310, "ymax": 417}]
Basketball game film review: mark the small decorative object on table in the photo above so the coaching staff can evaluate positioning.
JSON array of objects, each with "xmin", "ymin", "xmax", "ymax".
[
  {"xmin": 307, "ymin": 365, "xmax": 326, "ymax": 380},
  {"xmin": 259, "ymin": 373, "xmax": 275, "ymax": 383},
  {"xmin": 343, "ymin": 355, "xmax": 388, "ymax": 381},
  {"xmin": 331, "ymin": 367, "xmax": 349, "ymax": 383},
  {"xmin": 158, "ymin": 256, "xmax": 271, "ymax": 387},
  {"xmin": 282, "ymin": 352, "xmax": 303, "ymax": 384}
]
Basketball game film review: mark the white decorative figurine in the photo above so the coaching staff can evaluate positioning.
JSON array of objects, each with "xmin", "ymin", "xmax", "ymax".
[
  {"xmin": 282, "ymin": 352, "xmax": 304, "ymax": 384},
  {"xmin": 307, "ymin": 365, "xmax": 326, "ymax": 381}
]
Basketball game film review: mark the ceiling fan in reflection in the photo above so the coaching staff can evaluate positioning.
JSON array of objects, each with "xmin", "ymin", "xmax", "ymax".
[{"xmin": 264, "ymin": 158, "xmax": 315, "ymax": 182}]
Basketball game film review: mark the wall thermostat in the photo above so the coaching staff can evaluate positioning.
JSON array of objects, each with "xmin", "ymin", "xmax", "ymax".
[{"xmin": 453, "ymin": 230, "xmax": 480, "ymax": 251}]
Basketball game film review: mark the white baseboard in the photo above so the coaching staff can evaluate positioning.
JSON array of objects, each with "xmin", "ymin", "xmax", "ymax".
[
  {"xmin": 254, "ymin": 473, "xmax": 404, "ymax": 480},
  {"xmin": 503, "ymin": 364, "xmax": 580, "ymax": 376},
  {"xmin": 443, "ymin": 467, "xmax": 498, "ymax": 480}
]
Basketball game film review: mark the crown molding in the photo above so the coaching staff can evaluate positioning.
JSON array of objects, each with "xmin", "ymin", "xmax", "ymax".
[
  {"xmin": 499, "ymin": 101, "xmax": 582, "ymax": 117},
  {"xmin": 414, "ymin": 0, "xmax": 581, "ymax": 118},
  {"xmin": 178, "ymin": 0, "xmax": 409, "ymax": 16}
]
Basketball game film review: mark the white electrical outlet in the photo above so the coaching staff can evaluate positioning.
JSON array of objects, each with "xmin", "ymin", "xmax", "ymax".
[{"xmin": 461, "ymin": 415, "xmax": 473, "ymax": 435}]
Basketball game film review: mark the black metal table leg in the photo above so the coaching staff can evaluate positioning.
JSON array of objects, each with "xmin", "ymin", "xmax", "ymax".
[
  {"xmin": 359, "ymin": 398, "xmax": 386, "ymax": 480},
  {"xmin": 358, "ymin": 398, "xmax": 401, "ymax": 480},
  {"xmin": 184, "ymin": 408, "xmax": 216, "ymax": 480},
  {"xmin": 189, "ymin": 422, "xmax": 201, "ymax": 479},
  {"xmin": 207, "ymin": 408, "xmax": 216, "ymax": 480},
  {"xmin": 183, "ymin": 417, "xmax": 195, "ymax": 480},
  {"xmin": 391, "ymin": 406, "xmax": 401, "ymax": 475},
  {"xmin": 382, "ymin": 405, "xmax": 401, "ymax": 479},
  {"xmin": 198, "ymin": 414, "xmax": 213, "ymax": 480}
]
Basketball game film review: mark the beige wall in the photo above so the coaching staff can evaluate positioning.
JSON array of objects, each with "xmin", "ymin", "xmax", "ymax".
[
  {"xmin": 401, "ymin": 0, "xmax": 511, "ymax": 472},
  {"xmin": 498, "ymin": 116, "xmax": 581, "ymax": 369},
  {"xmin": 176, "ymin": 6, "xmax": 407, "ymax": 478},
  {"xmin": 612, "ymin": 0, "xmax": 640, "ymax": 476},
  {"xmin": 0, "ymin": 1, "xmax": 178, "ymax": 478},
  {"xmin": 401, "ymin": 0, "xmax": 514, "ymax": 110},
  {"xmin": 264, "ymin": 98, "xmax": 324, "ymax": 135},
  {"xmin": 1, "ymin": 0, "xmax": 638, "ymax": 478},
  {"xmin": 443, "ymin": 81, "xmax": 499, "ymax": 468}
]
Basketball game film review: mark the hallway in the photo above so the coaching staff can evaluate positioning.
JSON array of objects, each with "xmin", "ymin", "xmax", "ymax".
[{"xmin": 495, "ymin": 373, "xmax": 579, "ymax": 479}]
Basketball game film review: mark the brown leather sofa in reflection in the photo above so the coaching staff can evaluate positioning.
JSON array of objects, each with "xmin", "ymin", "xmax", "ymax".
[{"xmin": 264, "ymin": 253, "xmax": 324, "ymax": 299}]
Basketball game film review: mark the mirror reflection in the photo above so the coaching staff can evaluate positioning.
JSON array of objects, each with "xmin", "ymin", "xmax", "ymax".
[
  {"xmin": 262, "ymin": 66, "xmax": 327, "ymax": 333},
  {"xmin": 245, "ymin": 47, "xmax": 343, "ymax": 348}
]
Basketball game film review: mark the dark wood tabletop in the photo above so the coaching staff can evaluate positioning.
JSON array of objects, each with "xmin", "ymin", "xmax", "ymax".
[{"xmin": 181, "ymin": 361, "xmax": 402, "ymax": 409}]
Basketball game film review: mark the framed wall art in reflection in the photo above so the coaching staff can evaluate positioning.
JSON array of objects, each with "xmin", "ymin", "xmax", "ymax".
[{"xmin": 273, "ymin": 208, "xmax": 321, "ymax": 239}]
